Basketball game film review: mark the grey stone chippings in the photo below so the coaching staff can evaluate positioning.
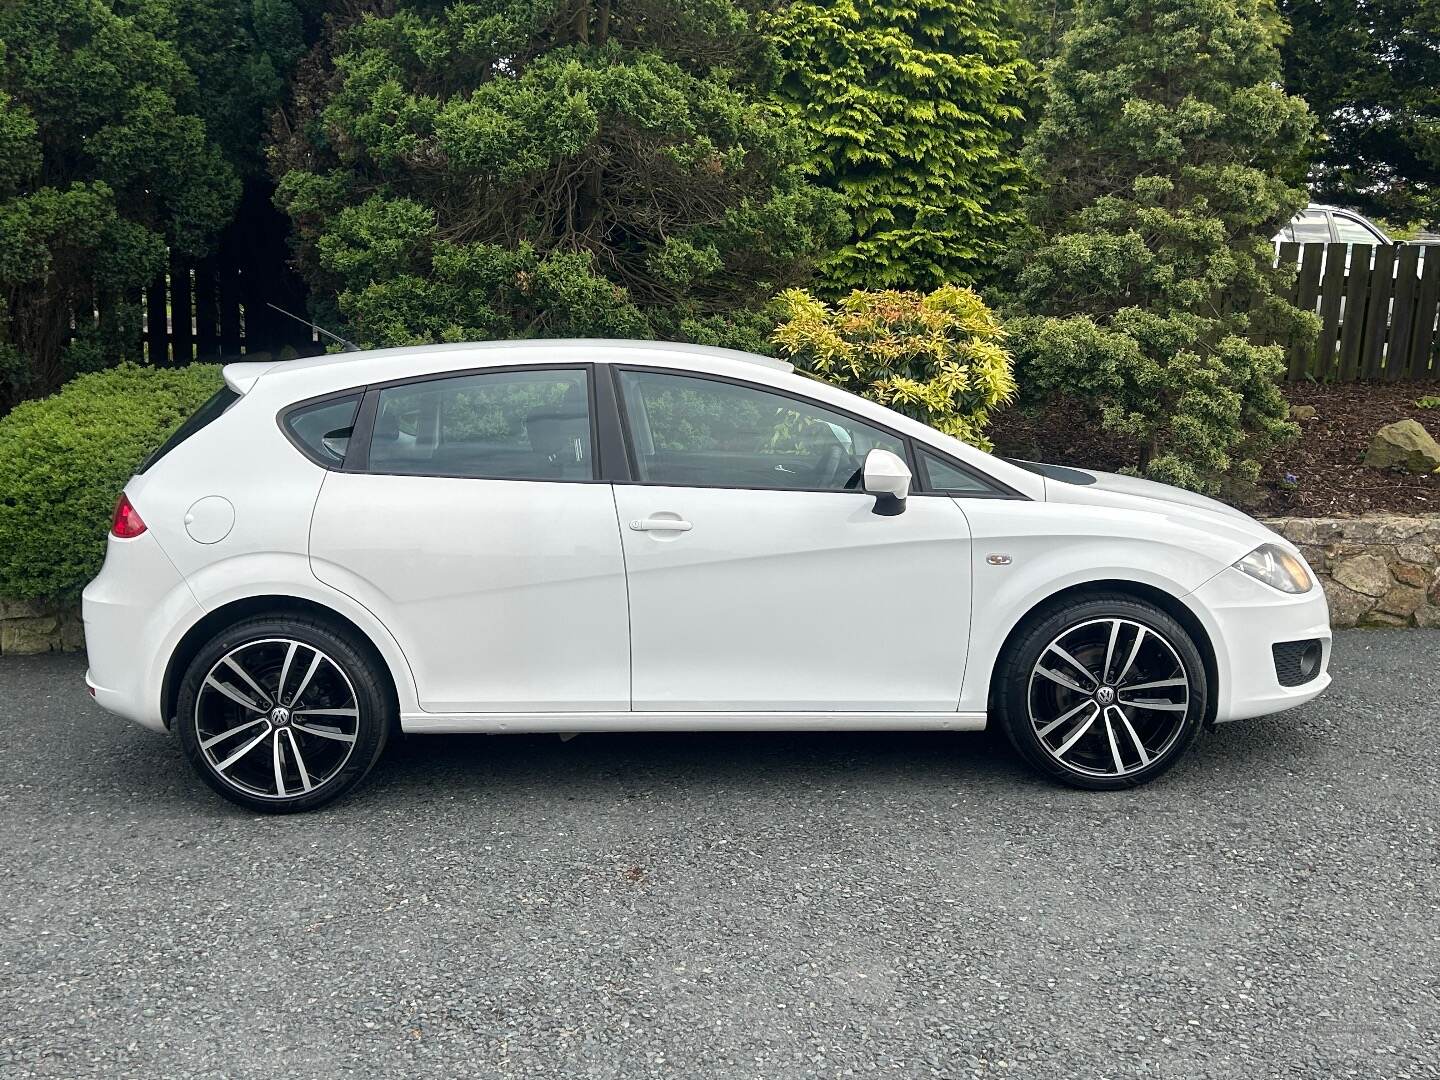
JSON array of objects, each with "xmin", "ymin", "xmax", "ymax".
[{"xmin": 0, "ymin": 639, "xmax": 1437, "ymax": 1079}]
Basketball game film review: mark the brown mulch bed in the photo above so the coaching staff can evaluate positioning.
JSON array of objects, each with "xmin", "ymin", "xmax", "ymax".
[{"xmin": 987, "ymin": 382, "xmax": 1440, "ymax": 518}]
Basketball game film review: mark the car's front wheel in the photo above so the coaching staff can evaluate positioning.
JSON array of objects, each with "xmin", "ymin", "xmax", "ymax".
[
  {"xmin": 175, "ymin": 616, "xmax": 392, "ymax": 812},
  {"xmin": 995, "ymin": 595, "xmax": 1207, "ymax": 790}
]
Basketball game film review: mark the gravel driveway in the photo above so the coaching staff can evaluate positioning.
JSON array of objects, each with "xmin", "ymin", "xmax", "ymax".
[{"xmin": 1, "ymin": 632, "xmax": 1437, "ymax": 1079}]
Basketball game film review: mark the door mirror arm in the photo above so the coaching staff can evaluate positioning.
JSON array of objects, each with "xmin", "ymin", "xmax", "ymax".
[{"xmin": 871, "ymin": 492, "xmax": 905, "ymax": 517}]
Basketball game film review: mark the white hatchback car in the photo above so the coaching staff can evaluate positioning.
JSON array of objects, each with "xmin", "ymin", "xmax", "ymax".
[{"xmin": 83, "ymin": 341, "xmax": 1332, "ymax": 812}]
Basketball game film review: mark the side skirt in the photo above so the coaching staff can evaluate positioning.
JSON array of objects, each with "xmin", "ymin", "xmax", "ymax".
[{"xmin": 400, "ymin": 711, "xmax": 990, "ymax": 735}]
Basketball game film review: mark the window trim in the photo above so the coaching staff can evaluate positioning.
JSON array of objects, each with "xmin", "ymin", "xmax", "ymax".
[
  {"xmin": 608, "ymin": 364, "xmax": 1024, "ymax": 500},
  {"xmin": 347, "ymin": 362, "xmax": 604, "ymax": 484},
  {"xmin": 277, "ymin": 388, "xmax": 366, "ymax": 470}
]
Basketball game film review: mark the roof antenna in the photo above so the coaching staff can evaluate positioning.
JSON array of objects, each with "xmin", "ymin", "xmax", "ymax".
[{"xmin": 266, "ymin": 303, "xmax": 361, "ymax": 353}]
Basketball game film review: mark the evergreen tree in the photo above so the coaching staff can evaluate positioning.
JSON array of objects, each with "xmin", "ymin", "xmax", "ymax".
[
  {"xmin": 271, "ymin": 0, "xmax": 846, "ymax": 348},
  {"xmin": 766, "ymin": 0, "xmax": 1030, "ymax": 291},
  {"xmin": 171, "ymin": 0, "xmax": 319, "ymax": 180},
  {"xmin": 1006, "ymin": 0, "xmax": 1316, "ymax": 495},
  {"xmin": 1280, "ymin": 0, "xmax": 1440, "ymax": 230},
  {"xmin": 0, "ymin": 0, "xmax": 238, "ymax": 410}
]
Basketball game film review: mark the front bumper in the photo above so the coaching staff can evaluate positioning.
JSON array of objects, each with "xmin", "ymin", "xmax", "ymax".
[{"xmin": 1188, "ymin": 567, "xmax": 1332, "ymax": 723}]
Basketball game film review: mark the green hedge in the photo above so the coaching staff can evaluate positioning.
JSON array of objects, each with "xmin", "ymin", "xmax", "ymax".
[{"xmin": 0, "ymin": 363, "xmax": 223, "ymax": 602}]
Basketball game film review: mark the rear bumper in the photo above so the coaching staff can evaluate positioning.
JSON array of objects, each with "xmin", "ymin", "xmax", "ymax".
[
  {"xmin": 1189, "ymin": 567, "xmax": 1332, "ymax": 723},
  {"xmin": 81, "ymin": 531, "xmax": 201, "ymax": 732}
]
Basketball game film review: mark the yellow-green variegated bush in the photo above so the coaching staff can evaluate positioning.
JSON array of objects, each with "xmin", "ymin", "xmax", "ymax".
[{"xmin": 772, "ymin": 286, "xmax": 1016, "ymax": 450}]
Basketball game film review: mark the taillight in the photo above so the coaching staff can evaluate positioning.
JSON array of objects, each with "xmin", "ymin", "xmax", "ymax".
[{"xmin": 111, "ymin": 493, "xmax": 147, "ymax": 538}]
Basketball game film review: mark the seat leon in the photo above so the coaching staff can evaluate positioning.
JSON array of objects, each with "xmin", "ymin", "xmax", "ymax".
[{"xmin": 83, "ymin": 341, "xmax": 1332, "ymax": 812}]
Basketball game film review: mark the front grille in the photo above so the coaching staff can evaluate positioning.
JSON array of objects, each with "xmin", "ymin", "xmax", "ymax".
[{"xmin": 1273, "ymin": 639, "xmax": 1323, "ymax": 687}]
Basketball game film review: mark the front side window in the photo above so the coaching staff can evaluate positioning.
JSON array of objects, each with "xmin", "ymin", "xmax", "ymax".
[
  {"xmin": 1333, "ymin": 213, "xmax": 1384, "ymax": 246},
  {"xmin": 618, "ymin": 369, "xmax": 905, "ymax": 490},
  {"xmin": 368, "ymin": 368, "xmax": 591, "ymax": 480}
]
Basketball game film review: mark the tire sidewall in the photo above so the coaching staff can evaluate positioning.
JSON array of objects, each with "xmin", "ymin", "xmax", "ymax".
[
  {"xmin": 175, "ymin": 617, "xmax": 390, "ymax": 813},
  {"xmin": 998, "ymin": 597, "xmax": 1207, "ymax": 790}
]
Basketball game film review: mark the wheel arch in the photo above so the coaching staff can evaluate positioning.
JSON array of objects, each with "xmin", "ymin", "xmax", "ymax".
[
  {"xmin": 985, "ymin": 579, "xmax": 1220, "ymax": 725},
  {"xmin": 161, "ymin": 594, "xmax": 405, "ymax": 730}
]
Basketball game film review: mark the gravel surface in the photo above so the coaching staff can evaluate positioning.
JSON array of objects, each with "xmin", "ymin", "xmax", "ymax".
[{"xmin": 1, "ymin": 634, "xmax": 1437, "ymax": 1079}]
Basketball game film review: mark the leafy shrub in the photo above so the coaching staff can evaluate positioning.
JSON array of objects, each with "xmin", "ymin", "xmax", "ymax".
[
  {"xmin": 0, "ymin": 363, "xmax": 222, "ymax": 601},
  {"xmin": 772, "ymin": 286, "xmax": 1016, "ymax": 449}
]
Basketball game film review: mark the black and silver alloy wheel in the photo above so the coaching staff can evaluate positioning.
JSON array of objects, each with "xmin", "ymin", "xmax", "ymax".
[
  {"xmin": 176, "ymin": 617, "xmax": 391, "ymax": 812},
  {"xmin": 996, "ymin": 595, "xmax": 1207, "ymax": 790},
  {"xmin": 1028, "ymin": 618, "xmax": 1189, "ymax": 778},
  {"xmin": 195, "ymin": 638, "xmax": 360, "ymax": 800}
]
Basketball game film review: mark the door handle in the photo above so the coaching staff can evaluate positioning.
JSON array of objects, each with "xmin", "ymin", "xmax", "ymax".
[{"xmin": 629, "ymin": 517, "xmax": 693, "ymax": 532}]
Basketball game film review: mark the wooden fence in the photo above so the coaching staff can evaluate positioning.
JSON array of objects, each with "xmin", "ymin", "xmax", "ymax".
[
  {"xmin": 1278, "ymin": 241, "xmax": 1440, "ymax": 381},
  {"xmin": 135, "ymin": 191, "xmax": 326, "ymax": 366}
]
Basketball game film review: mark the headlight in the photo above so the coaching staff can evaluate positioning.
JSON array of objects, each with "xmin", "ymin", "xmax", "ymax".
[{"xmin": 1234, "ymin": 544, "xmax": 1313, "ymax": 594}]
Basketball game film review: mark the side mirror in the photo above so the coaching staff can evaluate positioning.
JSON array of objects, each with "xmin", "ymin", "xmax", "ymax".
[{"xmin": 862, "ymin": 448, "xmax": 911, "ymax": 516}]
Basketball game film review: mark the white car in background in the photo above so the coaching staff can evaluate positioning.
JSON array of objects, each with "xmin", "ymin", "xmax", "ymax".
[
  {"xmin": 1274, "ymin": 203, "xmax": 1434, "ymax": 278},
  {"xmin": 1275, "ymin": 204, "xmax": 1393, "ymax": 247},
  {"xmin": 83, "ymin": 341, "xmax": 1332, "ymax": 812}
]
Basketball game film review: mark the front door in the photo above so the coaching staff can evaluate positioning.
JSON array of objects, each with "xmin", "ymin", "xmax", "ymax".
[
  {"xmin": 309, "ymin": 365, "xmax": 630, "ymax": 714},
  {"xmin": 612, "ymin": 368, "xmax": 973, "ymax": 712}
]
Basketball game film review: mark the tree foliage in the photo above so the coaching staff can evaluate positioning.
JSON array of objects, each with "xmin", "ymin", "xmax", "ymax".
[
  {"xmin": 0, "ymin": 0, "xmax": 238, "ymax": 410},
  {"xmin": 1004, "ymin": 0, "xmax": 1316, "ymax": 495},
  {"xmin": 766, "ymin": 0, "xmax": 1030, "ymax": 292},
  {"xmin": 1280, "ymin": 0, "xmax": 1440, "ymax": 230},
  {"xmin": 171, "ymin": 0, "xmax": 319, "ymax": 179},
  {"xmin": 271, "ymin": 0, "xmax": 846, "ymax": 349},
  {"xmin": 773, "ymin": 285, "xmax": 1015, "ymax": 449}
]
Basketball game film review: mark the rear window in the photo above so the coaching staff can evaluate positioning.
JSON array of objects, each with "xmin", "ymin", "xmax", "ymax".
[
  {"xmin": 283, "ymin": 395, "xmax": 361, "ymax": 468},
  {"xmin": 139, "ymin": 387, "xmax": 240, "ymax": 474}
]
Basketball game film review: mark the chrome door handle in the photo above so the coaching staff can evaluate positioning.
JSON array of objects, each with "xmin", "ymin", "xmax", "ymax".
[{"xmin": 629, "ymin": 517, "xmax": 693, "ymax": 532}]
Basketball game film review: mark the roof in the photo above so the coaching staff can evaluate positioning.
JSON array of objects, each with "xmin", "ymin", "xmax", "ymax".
[{"xmin": 223, "ymin": 339, "xmax": 792, "ymax": 396}]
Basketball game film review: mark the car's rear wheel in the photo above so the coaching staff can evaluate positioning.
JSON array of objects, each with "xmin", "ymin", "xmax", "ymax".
[
  {"xmin": 175, "ymin": 616, "xmax": 391, "ymax": 813},
  {"xmin": 995, "ymin": 595, "xmax": 1207, "ymax": 790}
]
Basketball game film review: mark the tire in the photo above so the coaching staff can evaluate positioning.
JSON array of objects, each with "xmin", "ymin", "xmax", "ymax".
[
  {"xmin": 994, "ymin": 594, "xmax": 1207, "ymax": 790},
  {"xmin": 175, "ymin": 615, "xmax": 392, "ymax": 813}
]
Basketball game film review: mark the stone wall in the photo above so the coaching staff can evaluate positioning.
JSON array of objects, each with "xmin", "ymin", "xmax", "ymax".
[
  {"xmin": 0, "ymin": 599, "xmax": 84, "ymax": 656},
  {"xmin": 1263, "ymin": 515, "xmax": 1440, "ymax": 628},
  {"xmin": 1, "ymin": 514, "xmax": 1437, "ymax": 653}
]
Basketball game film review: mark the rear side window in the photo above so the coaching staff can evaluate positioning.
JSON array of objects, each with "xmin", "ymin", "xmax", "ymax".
[
  {"xmin": 139, "ymin": 386, "xmax": 240, "ymax": 474},
  {"xmin": 368, "ymin": 368, "xmax": 592, "ymax": 481},
  {"xmin": 284, "ymin": 395, "xmax": 361, "ymax": 467},
  {"xmin": 1291, "ymin": 211, "xmax": 1331, "ymax": 244}
]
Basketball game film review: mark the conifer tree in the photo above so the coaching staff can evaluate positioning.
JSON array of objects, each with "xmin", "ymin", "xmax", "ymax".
[
  {"xmin": 767, "ymin": 0, "xmax": 1031, "ymax": 291},
  {"xmin": 1007, "ymin": 0, "xmax": 1316, "ymax": 494}
]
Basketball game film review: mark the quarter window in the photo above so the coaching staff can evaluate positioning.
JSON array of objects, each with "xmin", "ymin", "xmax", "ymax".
[
  {"xmin": 920, "ymin": 450, "xmax": 1000, "ymax": 496},
  {"xmin": 368, "ymin": 368, "xmax": 592, "ymax": 480},
  {"xmin": 284, "ymin": 395, "xmax": 360, "ymax": 468},
  {"xmin": 617, "ymin": 369, "xmax": 905, "ymax": 491}
]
